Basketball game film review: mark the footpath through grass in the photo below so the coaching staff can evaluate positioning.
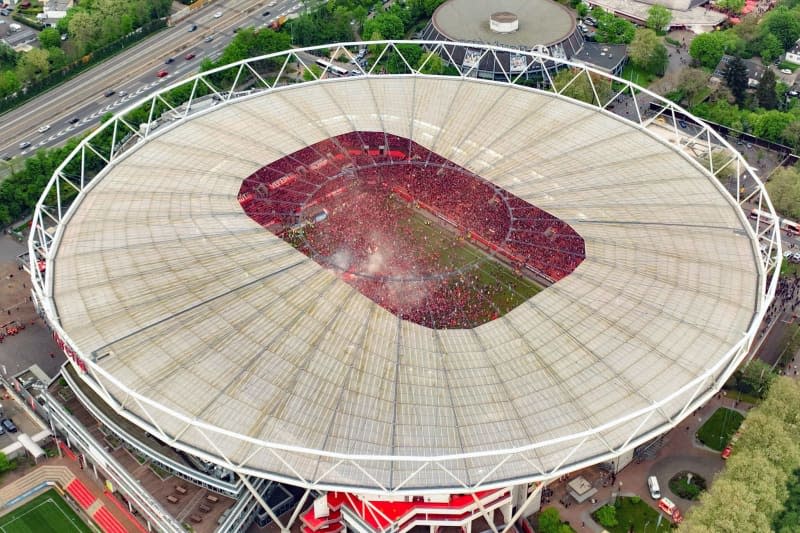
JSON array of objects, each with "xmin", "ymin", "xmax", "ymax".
[
  {"xmin": 0, "ymin": 489, "xmax": 92, "ymax": 533},
  {"xmin": 696, "ymin": 407, "xmax": 745, "ymax": 451}
]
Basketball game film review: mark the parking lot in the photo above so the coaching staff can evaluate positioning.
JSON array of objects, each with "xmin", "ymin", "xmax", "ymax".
[{"xmin": 0, "ymin": 11, "xmax": 38, "ymax": 48}]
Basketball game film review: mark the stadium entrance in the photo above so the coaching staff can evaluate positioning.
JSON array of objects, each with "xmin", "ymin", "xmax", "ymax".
[{"xmin": 239, "ymin": 131, "xmax": 585, "ymax": 329}]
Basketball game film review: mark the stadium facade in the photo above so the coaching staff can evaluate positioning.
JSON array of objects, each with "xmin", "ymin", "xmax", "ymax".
[
  {"xmin": 420, "ymin": 0, "xmax": 626, "ymax": 78},
  {"xmin": 26, "ymin": 41, "xmax": 779, "ymax": 533}
]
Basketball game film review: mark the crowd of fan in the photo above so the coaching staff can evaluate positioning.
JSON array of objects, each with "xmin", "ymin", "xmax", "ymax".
[{"xmin": 238, "ymin": 132, "xmax": 586, "ymax": 327}]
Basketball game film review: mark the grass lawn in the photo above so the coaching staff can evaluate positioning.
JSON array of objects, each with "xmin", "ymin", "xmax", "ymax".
[
  {"xmin": 0, "ymin": 489, "xmax": 92, "ymax": 533},
  {"xmin": 592, "ymin": 497, "xmax": 672, "ymax": 533},
  {"xmin": 696, "ymin": 407, "xmax": 745, "ymax": 451},
  {"xmin": 619, "ymin": 63, "xmax": 657, "ymax": 88}
]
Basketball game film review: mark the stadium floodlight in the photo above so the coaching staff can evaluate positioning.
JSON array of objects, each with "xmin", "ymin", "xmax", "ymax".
[{"xmin": 29, "ymin": 41, "xmax": 778, "ymax": 505}]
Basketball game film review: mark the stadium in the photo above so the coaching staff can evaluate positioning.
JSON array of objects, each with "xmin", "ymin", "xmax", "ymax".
[{"xmin": 28, "ymin": 40, "xmax": 778, "ymax": 533}]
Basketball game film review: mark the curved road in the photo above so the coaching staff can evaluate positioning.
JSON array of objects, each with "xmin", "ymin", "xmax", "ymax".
[{"xmin": 1, "ymin": 0, "xmax": 304, "ymax": 159}]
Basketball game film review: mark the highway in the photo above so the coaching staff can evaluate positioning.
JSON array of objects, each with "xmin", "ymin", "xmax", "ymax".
[{"xmin": 0, "ymin": 0, "xmax": 306, "ymax": 160}]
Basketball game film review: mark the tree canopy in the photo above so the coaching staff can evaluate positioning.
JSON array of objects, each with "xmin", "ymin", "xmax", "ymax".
[
  {"xmin": 766, "ymin": 165, "xmax": 800, "ymax": 220},
  {"xmin": 723, "ymin": 56, "xmax": 749, "ymax": 104},
  {"xmin": 591, "ymin": 7, "xmax": 636, "ymax": 44},
  {"xmin": 755, "ymin": 68, "xmax": 778, "ymax": 109},
  {"xmin": 646, "ymin": 4, "xmax": 672, "ymax": 32},
  {"xmin": 680, "ymin": 378, "xmax": 800, "ymax": 532},
  {"xmin": 628, "ymin": 29, "xmax": 668, "ymax": 75}
]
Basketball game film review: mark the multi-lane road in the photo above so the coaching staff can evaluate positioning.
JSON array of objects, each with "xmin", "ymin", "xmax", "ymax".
[{"xmin": 0, "ymin": 0, "xmax": 306, "ymax": 160}]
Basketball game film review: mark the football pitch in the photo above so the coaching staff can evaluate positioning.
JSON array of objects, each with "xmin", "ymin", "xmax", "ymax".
[{"xmin": 0, "ymin": 489, "xmax": 92, "ymax": 533}]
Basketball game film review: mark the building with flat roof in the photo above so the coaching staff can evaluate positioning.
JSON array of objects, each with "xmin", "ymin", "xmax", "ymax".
[{"xmin": 420, "ymin": 0, "xmax": 626, "ymax": 77}]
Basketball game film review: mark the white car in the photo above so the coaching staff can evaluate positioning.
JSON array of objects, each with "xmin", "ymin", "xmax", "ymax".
[
  {"xmin": 37, "ymin": 124, "xmax": 51, "ymax": 133},
  {"xmin": 213, "ymin": 11, "xmax": 222, "ymax": 18},
  {"xmin": 268, "ymin": 0, "xmax": 277, "ymax": 5},
  {"xmin": 784, "ymin": 250, "xmax": 794, "ymax": 258},
  {"xmin": 781, "ymin": 68, "xmax": 793, "ymax": 75},
  {"xmin": 793, "ymin": 252, "xmax": 800, "ymax": 263}
]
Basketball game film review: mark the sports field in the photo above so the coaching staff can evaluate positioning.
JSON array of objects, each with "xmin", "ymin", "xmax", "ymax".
[
  {"xmin": 0, "ymin": 489, "xmax": 92, "ymax": 533},
  {"xmin": 297, "ymin": 189, "xmax": 543, "ymax": 328}
]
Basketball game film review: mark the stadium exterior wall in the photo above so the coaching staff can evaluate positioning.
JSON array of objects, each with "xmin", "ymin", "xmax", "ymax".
[{"xmin": 28, "ymin": 41, "xmax": 780, "ymax": 497}]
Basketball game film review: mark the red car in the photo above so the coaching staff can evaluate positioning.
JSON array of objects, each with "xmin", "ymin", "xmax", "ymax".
[
  {"xmin": 185, "ymin": 53, "xmax": 196, "ymax": 60},
  {"xmin": 721, "ymin": 446, "xmax": 732, "ymax": 459},
  {"xmin": 156, "ymin": 69, "xmax": 168, "ymax": 78}
]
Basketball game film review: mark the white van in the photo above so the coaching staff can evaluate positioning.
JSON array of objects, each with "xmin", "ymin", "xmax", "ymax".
[{"xmin": 647, "ymin": 476, "xmax": 661, "ymax": 499}]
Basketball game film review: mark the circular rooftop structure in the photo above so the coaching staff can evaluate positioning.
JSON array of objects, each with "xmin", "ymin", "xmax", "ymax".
[
  {"xmin": 431, "ymin": 0, "xmax": 574, "ymax": 47},
  {"xmin": 31, "ymin": 41, "xmax": 775, "ymax": 494}
]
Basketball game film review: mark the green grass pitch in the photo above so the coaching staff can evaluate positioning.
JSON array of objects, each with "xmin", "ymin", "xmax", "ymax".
[{"xmin": 0, "ymin": 489, "xmax": 93, "ymax": 533}]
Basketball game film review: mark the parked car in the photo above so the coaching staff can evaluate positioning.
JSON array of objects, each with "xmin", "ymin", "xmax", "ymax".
[
  {"xmin": 156, "ymin": 69, "xmax": 168, "ymax": 78},
  {"xmin": 721, "ymin": 445, "xmax": 732, "ymax": 459},
  {"xmin": 583, "ymin": 16, "xmax": 597, "ymax": 26},
  {"xmin": 678, "ymin": 119, "xmax": 687, "ymax": 128},
  {"xmin": 1, "ymin": 419, "xmax": 17, "ymax": 433},
  {"xmin": 185, "ymin": 53, "xmax": 196, "ymax": 60},
  {"xmin": 0, "ymin": 154, "xmax": 11, "ymax": 161},
  {"xmin": 780, "ymin": 68, "xmax": 793, "ymax": 74}
]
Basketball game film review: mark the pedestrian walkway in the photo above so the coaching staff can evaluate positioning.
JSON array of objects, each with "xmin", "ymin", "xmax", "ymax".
[{"xmin": 547, "ymin": 393, "xmax": 739, "ymax": 531}]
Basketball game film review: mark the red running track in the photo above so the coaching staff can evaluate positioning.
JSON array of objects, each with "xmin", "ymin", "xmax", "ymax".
[
  {"xmin": 65, "ymin": 478, "xmax": 96, "ymax": 509},
  {"xmin": 104, "ymin": 491, "xmax": 148, "ymax": 533}
]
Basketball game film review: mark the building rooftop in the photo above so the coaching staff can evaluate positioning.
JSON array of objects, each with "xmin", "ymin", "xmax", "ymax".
[
  {"xmin": 49, "ymin": 75, "xmax": 760, "ymax": 492},
  {"xmin": 431, "ymin": 0, "xmax": 575, "ymax": 47},
  {"xmin": 572, "ymin": 42, "xmax": 627, "ymax": 72}
]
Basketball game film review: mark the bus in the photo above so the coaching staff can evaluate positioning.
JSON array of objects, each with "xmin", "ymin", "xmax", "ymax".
[
  {"xmin": 315, "ymin": 59, "xmax": 348, "ymax": 77},
  {"xmin": 781, "ymin": 218, "xmax": 800, "ymax": 235},
  {"xmin": 749, "ymin": 208, "xmax": 775, "ymax": 222}
]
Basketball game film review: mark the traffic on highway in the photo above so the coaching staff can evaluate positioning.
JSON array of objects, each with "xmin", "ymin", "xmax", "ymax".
[{"xmin": 0, "ymin": 0, "xmax": 306, "ymax": 160}]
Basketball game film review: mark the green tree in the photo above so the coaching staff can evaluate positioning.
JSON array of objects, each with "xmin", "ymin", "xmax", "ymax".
[
  {"xmin": 537, "ymin": 508, "xmax": 562, "ymax": 533},
  {"xmin": 0, "ymin": 70, "xmax": 20, "ymax": 98},
  {"xmin": 0, "ymin": 452, "xmax": 14, "ymax": 474},
  {"xmin": 552, "ymin": 67, "xmax": 613, "ymax": 105},
  {"xmin": 756, "ymin": 68, "xmax": 778, "ymax": 109},
  {"xmin": 759, "ymin": 33, "xmax": 784, "ymax": 63},
  {"xmin": 592, "ymin": 9, "xmax": 635, "ymax": 44},
  {"xmin": 724, "ymin": 56, "xmax": 749, "ymax": 104},
  {"xmin": 646, "ymin": 4, "xmax": 672, "ymax": 33},
  {"xmin": 68, "ymin": 10, "xmax": 99, "ymax": 54},
  {"xmin": 766, "ymin": 166, "xmax": 800, "ymax": 220},
  {"xmin": 690, "ymin": 32, "xmax": 729, "ymax": 69},
  {"xmin": 417, "ymin": 51, "xmax": 444, "ymax": 74},
  {"xmin": 386, "ymin": 44, "xmax": 422, "ymax": 73},
  {"xmin": 0, "ymin": 41, "xmax": 19, "ymax": 67},
  {"xmin": 738, "ymin": 359, "xmax": 776, "ymax": 397},
  {"xmin": 763, "ymin": 6, "xmax": 800, "ymax": 50},
  {"xmin": 363, "ymin": 12, "xmax": 404, "ymax": 40},
  {"xmin": 38, "ymin": 27, "xmax": 61, "ymax": 49},
  {"xmin": 781, "ymin": 120, "xmax": 800, "ymax": 150},
  {"xmin": 717, "ymin": 0, "xmax": 746, "ymax": 12},
  {"xmin": 629, "ymin": 28, "xmax": 669, "ymax": 75},
  {"xmin": 595, "ymin": 505, "xmax": 618, "ymax": 528},
  {"xmin": 576, "ymin": 2, "xmax": 589, "ymax": 18},
  {"xmin": 47, "ymin": 47, "xmax": 68, "ymax": 71},
  {"xmin": 678, "ymin": 68, "xmax": 710, "ymax": 105},
  {"xmin": 753, "ymin": 109, "xmax": 793, "ymax": 141},
  {"xmin": 16, "ymin": 48, "xmax": 51, "ymax": 83}
]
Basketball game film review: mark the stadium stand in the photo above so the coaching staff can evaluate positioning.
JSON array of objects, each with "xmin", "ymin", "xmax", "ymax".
[{"xmin": 239, "ymin": 131, "xmax": 585, "ymax": 328}]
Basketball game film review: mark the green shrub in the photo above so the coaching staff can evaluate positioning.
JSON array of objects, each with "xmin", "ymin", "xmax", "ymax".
[{"xmin": 595, "ymin": 504, "xmax": 618, "ymax": 528}]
